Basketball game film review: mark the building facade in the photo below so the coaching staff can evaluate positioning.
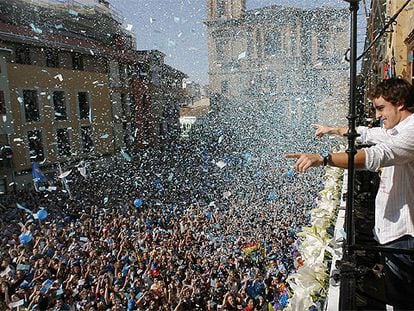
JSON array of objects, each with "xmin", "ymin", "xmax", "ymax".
[
  {"xmin": 360, "ymin": 0, "xmax": 414, "ymax": 117},
  {"xmin": 205, "ymin": 0, "xmax": 349, "ymax": 125},
  {"xmin": 381, "ymin": 0, "xmax": 414, "ymax": 84},
  {"xmin": 0, "ymin": 2, "xmax": 116, "ymax": 191},
  {"xmin": 0, "ymin": 0, "xmax": 188, "ymax": 192}
]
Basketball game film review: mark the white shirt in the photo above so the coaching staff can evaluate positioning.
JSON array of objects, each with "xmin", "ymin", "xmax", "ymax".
[{"xmin": 357, "ymin": 114, "xmax": 414, "ymax": 244}]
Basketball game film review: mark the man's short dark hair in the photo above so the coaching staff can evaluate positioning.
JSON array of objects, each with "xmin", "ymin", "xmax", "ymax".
[{"xmin": 369, "ymin": 78, "xmax": 414, "ymax": 112}]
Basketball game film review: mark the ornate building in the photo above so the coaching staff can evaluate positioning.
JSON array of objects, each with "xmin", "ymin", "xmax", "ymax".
[
  {"xmin": 0, "ymin": 0, "xmax": 187, "ymax": 192},
  {"xmin": 361, "ymin": 0, "xmax": 414, "ymax": 88},
  {"xmin": 205, "ymin": 0, "xmax": 350, "ymax": 125},
  {"xmin": 358, "ymin": 0, "xmax": 414, "ymax": 122}
]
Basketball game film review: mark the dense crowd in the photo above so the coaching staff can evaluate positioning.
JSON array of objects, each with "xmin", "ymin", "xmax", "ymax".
[{"xmin": 0, "ymin": 96, "xmax": 339, "ymax": 310}]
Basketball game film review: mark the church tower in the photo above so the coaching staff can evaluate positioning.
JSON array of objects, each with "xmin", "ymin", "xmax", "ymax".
[
  {"xmin": 206, "ymin": 0, "xmax": 247, "ymax": 97},
  {"xmin": 206, "ymin": 0, "xmax": 246, "ymax": 21}
]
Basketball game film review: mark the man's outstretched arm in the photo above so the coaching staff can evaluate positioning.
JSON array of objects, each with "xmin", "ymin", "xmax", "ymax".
[
  {"xmin": 285, "ymin": 149, "xmax": 366, "ymax": 173},
  {"xmin": 313, "ymin": 124, "xmax": 348, "ymax": 138}
]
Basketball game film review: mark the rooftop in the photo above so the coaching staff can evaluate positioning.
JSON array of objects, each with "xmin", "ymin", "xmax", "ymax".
[{"xmin": 180, "ymin": 98, "xmax": 210, "ymax": 118}]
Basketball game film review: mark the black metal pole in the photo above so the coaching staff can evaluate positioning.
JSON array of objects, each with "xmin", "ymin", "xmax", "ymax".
[{"xmin": 339, "ymin": 1, "xmax": 359, "ymax": 310}]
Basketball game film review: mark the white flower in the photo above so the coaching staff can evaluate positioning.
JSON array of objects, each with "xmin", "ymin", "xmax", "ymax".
[{"xmin": 287, "ymin": 167, "xmax": 343, "ymax": 310}]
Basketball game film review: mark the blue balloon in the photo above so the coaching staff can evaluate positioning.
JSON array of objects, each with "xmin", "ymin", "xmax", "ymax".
[
  {"xmin": 19, "ymin": 232, "xmax": 33, "ymax": 245},
  {"xmin": 243, "ymin": 152, "xmax": 252, "ymax": 165},
  {"xmin": 204, "ymin": 211, "xmax": 212, "ymax": 220},
  {"xmin": 133, "ymin": 198, "xmax": 143, "ymax": 208},
  {"xmin": 279, "ymin": 292, "xmax": 289, "ymax": 307},
  {"xmin": 287, "ymin": 170, "xmax": 295, "ymax": 178},
  {"xmin": 127, "ymin": 299, "xmax": 135, "ymax": 311},
  {"xmin": 267, "ymin": 192, "xmax": 277, "ymax": 201},
  {"xmin": 37, "ymin": 209, "xmax": 48, "ymax": 220}
]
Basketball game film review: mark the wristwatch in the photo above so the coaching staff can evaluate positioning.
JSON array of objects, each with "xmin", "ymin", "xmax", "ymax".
[{"xmin": 320, "ymin": 152, "xmax": 330, "ymax": 166}]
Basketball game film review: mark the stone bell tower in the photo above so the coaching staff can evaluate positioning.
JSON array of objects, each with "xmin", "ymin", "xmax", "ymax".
[
  {"xmin": 206, "ymin": 0, "xmax": 246, "ymax": 21},
  {"xmin": 206, "ymin": 0, "xmax": 247, "ymax": 96}
]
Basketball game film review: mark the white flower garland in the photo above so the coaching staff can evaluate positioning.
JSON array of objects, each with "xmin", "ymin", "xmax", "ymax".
[{"xmin": 286, "ymin": 167, "xmax": 343, "ymax": 311}]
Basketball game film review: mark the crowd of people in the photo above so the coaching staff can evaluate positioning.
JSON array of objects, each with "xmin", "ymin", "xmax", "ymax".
[{"xmin": 0, "ymin": 95, "xmax": 339, "ymax": 310}]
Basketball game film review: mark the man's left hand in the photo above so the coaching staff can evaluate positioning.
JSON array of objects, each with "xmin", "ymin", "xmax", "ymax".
[{"xmin": 285, "ymin": 153, "xmax": 323, "ymax": 173}]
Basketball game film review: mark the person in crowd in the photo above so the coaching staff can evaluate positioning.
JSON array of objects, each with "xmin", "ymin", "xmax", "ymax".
[{"xmin": 0, "ymin": 88, "xmax": 331, "ymax": 310}]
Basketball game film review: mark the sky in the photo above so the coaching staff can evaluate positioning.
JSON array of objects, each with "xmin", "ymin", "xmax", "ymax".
[{"xmin": 109, "ymin": 0, "xmax": 367, "ymax": 85}]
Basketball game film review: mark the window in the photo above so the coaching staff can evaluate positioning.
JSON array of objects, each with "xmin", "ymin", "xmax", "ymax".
[
  {"xmin": 137, "ymin": 64, "xmax": 149, "ymax": 80},
  {"xmin": 53, "ymin": 91, "xmax": 67, "ymax": 120},
  {"xmin": 217, "ymin": 0, "xmax": 225, "ymax": 17},
  {"xmin": 27, "ymin": 130, "xmax": 45, "ymax": 162},
  {"xmin": 80, "ymin": 126, "xmax": 94, "ymax": 153},
  {"xmin": 221, "ymin": 80, "xmax": 229, "ymax": 94},
  {"xmin": 264, "ymin": 31, "xmax": 281, "ymax": 56},
  {"xmin": 15, "ymin": 46, "xmax": 31, "ymax": 64},
  {"xmin": 45, "ymin": 49, "xmax": 59, "ymax": 67},
  {"xmin": 127, "ymin": 64, "xmax": 134, "ymax": 79},
  {"xmin": 138, "ymin": 69, "xmax": 147, "ymax": 80},
  {"xmin": 411, "ymin": 49, "xmax": 414, "ymax": 85},
  {"xmin": 23, "ymin": 90, "xmax": 40, "ymax": 122},
  {"xmin": 216, "ymin": 39, "xmax": 225, "ymax": 62},
  {"xmin": 247, "ymin": 31, "xmax": 254, "ymax": 57},
  {"xmin": 119, "ymin": 63, "xmax": 127, "ymax": 83},
  {"xmin": 0, "ymin": 179, "xmax": 6, "ymax": 195},
  {"xmin": 56, "ymin": 128, "xmax": 71, "ymax": 157},
  {"xmin": 121, "ymin": 93, "xmax": 128, "ymax": 117},
  {"xmin": 256, "ymin": 29, "xmax": 262, "ymax": 58},
  {"xmin": 129, "ymin": 94, "xmax": 135, "ymax": 107},
  {"xmin": 72, "ymin": 53, "xmax": 84, "ymax": 70},
  {"xmin": 0, "ymin": 91, "xmax": 6, "ymax": 116},
  {"xmin": 78, "ymin": 92, "xmax": 90, "ymax": 120},
  {"xmin": 317, "ymin": 33, "xmax": 331, "ymax": 60},
  {"xmin": 0, "ymin": 145, "xmax": 13, "ymax": 162}
]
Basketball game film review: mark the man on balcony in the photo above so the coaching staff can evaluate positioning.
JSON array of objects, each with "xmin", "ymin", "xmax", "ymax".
[{"xmin": 286, "ymin": 78, "xmax": 414, "ymax": 309}]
